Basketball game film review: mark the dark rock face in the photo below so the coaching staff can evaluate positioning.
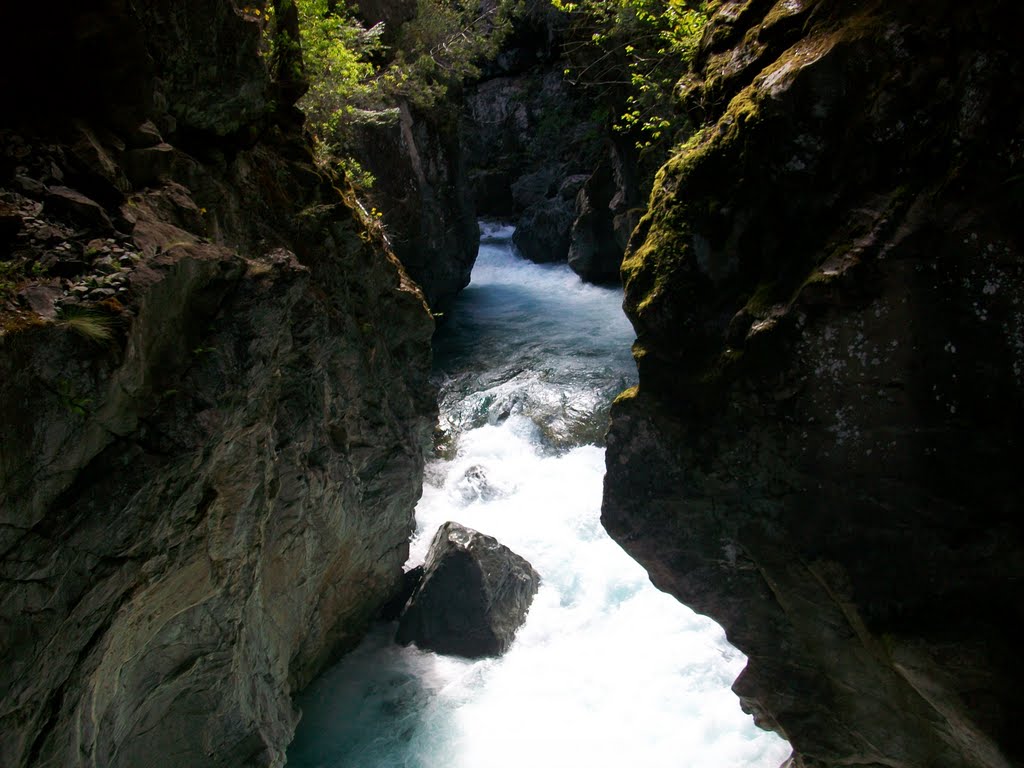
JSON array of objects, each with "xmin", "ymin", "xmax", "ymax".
[
  {"xmin": 380, "ymin": 565, "xmax": 426, "ymax": 622},
  {"xmin": 0, "ymin": 4, "xmax": 152, "ymax": 130},
  {"xmin": 1, "ymin": 3, "xmax": 435, "ymax": 767},
  {"xmin": 567, "ymin": 144, "xmax": 641, "ymax": 284},
  {"xmin": 603, "ymin": 2, "xmax": 1024, "ymax": 768},
  {"xmin": 396, "ymin": 522, "xmax": 541, "ymax": 658},
  {"xmin": 463, "ymin": 76, "xmax": 534, "ymax": 216},
  {"xmin": 460, "ymin": 0, "xmax": 578, "ymax": 221},
  {"xmin": 349, "ymin": 101, "xmax": 479, "ymax": 314},
  {"xmin": 133, "ymin": 0, "xmax": 275, "ymax": 137},
  {"xmin": 353, "ymin": 0, "xmax": 417, "ymax": 46},
  {"xmin": 459, "ymin": 4, "xmax": 664, "ymax": 280},
  {"xmin": 512, "ymin": 194, "xmax": 575, "ymax": 263}
]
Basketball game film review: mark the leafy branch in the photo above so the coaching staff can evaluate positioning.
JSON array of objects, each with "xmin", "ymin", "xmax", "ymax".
[
  {"xmin": 553, "ymin": 0, "xmax": 708, "ymax": 152},
  {"xmin": 261, "ymin": 0, "xmax": 521, "ymax": 188}
]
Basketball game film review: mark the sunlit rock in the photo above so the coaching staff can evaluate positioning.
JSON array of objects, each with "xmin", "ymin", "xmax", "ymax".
[{"xmin": 0, "ymin": 4, "xmax": 436, "ymax": 765}]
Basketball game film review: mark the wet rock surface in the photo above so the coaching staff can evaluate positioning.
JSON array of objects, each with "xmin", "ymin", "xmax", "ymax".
[
  {"xmin": 396, "ymin": 522, "xmax": 540, "ymax": 658},
  {"xmin": 603, "ymin": 2, "xmax": 1024, "ymax": 767},
  {"xmin": 512, "ymin": 194, "xmax": 575, "ymax": 264},
  {"xmin": 0, "ymin": 3, "xmax": 435, "ymax": 767},
  {"xmin": 567, "ymin": 148, "xmax": 640, "ymax": 284}
]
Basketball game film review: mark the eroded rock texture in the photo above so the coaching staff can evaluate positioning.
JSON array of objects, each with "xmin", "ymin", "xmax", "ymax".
[
  {"xmin": 1, "ymin": 3, "xmax": 435, "ymax": 766},
  {"xmin": 603, "ymin": 1, "xmax": 1023, "ymax": 767}
]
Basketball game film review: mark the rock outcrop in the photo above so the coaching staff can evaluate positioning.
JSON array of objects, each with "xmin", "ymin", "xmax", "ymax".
[
  {"xmin": 603, "ymin": 1, "xmax": 1023, "ymax": 767},
  {"xmin": 460, "ymin": 2, "xmax": 578, "ymax": 220},
  {"xmin": 459, "ymin": 1, "xmax": 657, "ymax": 281},
  {"xmin": 396, "ymin": 522, "xmax": 540, "ymax": 658},
  {"xmin": 567, "ymin": 143, "xmax": 642, "ymax": 284},
  {"xmin": 512, "ymin": 189, "xmax": 576, "ymax": 264},
  {"xmin": 1, "ymin": 3, "xmax": 435, "ymax": 767},
  {"xmin": 349, "ymin": 100, "xmax": 479, "ymax": 313}
]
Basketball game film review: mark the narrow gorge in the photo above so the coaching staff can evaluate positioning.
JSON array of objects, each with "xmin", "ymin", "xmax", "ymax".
[
  {"xmin": 285, "ymin": 223, "xmax": 790, "ymax": 768},
  {"xmin": 1, "ymin": 1, "xmax": 1021, "ymax": 768}
]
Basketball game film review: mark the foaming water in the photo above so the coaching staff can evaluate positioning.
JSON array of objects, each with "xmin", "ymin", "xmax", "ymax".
[
  {"xmin": 286, "ymin": 227, "xmax": 791, "ymax": 768},
  {"xmin": 434, "ymin": 235, "xmax": 636, "ymax": 449}
]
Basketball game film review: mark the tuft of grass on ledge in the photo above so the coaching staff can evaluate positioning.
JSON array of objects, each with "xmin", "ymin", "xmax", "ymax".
[{"xmin": 58, "ymin": 307, "xmax": 114, "ymax": 344}]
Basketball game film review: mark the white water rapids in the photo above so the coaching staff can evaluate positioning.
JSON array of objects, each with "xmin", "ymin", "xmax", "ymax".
[{"xmin": 286, "ymin": 223, "xmax": 791, "ymax": 768}]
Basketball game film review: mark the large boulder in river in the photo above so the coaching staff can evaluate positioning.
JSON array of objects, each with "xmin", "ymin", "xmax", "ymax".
[{"xmin": 396, "ymin": 522, "xmax": 540, "ymax": 657}]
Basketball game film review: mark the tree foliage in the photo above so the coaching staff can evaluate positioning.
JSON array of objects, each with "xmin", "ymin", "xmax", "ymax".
[
  {"xmin": 385, "ymin": 0, "xmax": 521, "ymax": 109},
  {"xmin": 259, "ymin": 0, "xmax": 521, "ymax": 186},
  {"xmin": 552, "ymin": 0, "xmax": 708, "ymax": 152}
]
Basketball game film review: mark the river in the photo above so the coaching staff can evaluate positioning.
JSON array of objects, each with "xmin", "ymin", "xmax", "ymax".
[{"xmin": 285, "ymin": 223, "xmax": 791, "ymax": 768}]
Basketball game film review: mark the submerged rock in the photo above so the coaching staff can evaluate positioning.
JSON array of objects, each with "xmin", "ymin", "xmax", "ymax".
[
  {"xmin": 396, "ymin": 522, "xmax": 540, "ymax": 658},
  {"xmin": 453, "ymin": 463, "xmax": 511, "ymax": 503}
]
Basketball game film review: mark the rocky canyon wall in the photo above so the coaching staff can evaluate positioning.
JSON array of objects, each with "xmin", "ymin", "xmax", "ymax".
[
  {"xmin": 344, "ymin": 0, "xmax": 481, "ymax": 315},
  {"xmin": 350, "ymin": 0, "xmax": 651, "ymax": 289},
  {"xmin": 0, "ymin": 2, "xmax": 435, "ymax": 766},
  {"xmin": 603, "ymin": 1, "xmax": 1023, "ymax": 767},
  {"xmin": 460, "ymin": 0, "xmax": 647, "ymax": 283},
  {"xmin": 348, "ymin": 99, "xmax": 480, "ymax": 313}
]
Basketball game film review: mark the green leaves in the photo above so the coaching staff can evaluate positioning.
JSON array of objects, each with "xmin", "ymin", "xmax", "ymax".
[
  {"xmin": 291, "ymin": 1, "xmax": 381, "ymax": 143},
  {"xmin": 270, "ymin": 0, "xmax": 520, "ymax": 188},
  {"xmin": 553, "ymin": 0, "xmax": 707, "ymax": 152}
]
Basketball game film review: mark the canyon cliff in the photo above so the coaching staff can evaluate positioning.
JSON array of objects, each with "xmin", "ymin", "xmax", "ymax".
[
  {"xmin": 603, "ymin": 1, "xmax": 1023, "ymax": 767},
  {"xmin": 0, "ymin": 2, "xmax": 435, "ymax": 766}
]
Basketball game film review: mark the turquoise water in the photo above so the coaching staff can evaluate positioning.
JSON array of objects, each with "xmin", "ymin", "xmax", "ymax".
[{"xmin": 285, "ymin": 224, "xmax": 791, "ymax": 768}]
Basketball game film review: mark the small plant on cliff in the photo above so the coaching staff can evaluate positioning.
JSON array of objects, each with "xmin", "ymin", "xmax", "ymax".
[
  {"xmin": 0, "ymin": 262, "xmax": 17, "ymax": 302},
  {"xmin": 58, "ymin": 306, "xmax": 113, "ymax": 344},
  {"xmin": 553, "ymin": 0, "xmax": 707, "ymax": 153},
  {"xmin": 55, "ymin": 379, "xmax": 92, "ymax": 417}
]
